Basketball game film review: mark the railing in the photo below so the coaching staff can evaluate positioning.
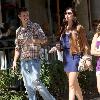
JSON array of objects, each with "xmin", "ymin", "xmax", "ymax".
[
  {"xmin": 0, "ymin": 38, "xmax": 15, "ymax": 69},
  {"xmin": 0, "ymin": 38, "xmax": 57, "ymax": 79}
]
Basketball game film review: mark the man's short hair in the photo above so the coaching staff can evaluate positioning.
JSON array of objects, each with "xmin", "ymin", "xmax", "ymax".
[{"xmin": 18, "ymin": 7, "xmax": 28, "ymax": 15}]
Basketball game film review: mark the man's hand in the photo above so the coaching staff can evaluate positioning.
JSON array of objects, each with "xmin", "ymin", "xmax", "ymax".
[
  {"xmin": 33, "ymin": 39, "xmax": 40, "ymax": 45},
  {"xmin": 33, "ymin": 39, "xmax": 47, "ymax": 45},
  {"xmin": 49, "ymin": 47, "xmax": 57, "ymax": 53},
  {"xmin": 12, "ymin": 61, "xmax": 17, "ymax": 70}
]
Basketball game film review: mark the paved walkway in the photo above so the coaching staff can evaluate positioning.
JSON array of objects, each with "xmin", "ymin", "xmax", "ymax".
[{"xmin": 90, "ymin": 97, "xmax": 100, "ymax": 100}]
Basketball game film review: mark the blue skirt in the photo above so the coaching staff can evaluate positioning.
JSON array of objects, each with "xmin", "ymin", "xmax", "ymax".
[{"xmin": 64, "ymin": 49, "xmax": 81, "ymax": 72}]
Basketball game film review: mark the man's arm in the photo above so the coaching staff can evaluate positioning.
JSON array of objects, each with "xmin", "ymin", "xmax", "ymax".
[
  {"xmin": 12, "ymin": 49, "xmax": 20, "ymax": 70},
  {"xmin": 33, "ymin": 23, "xmax": 48, "ymax": 45},
  {"xmin": 33, "ymin": 38, "xmax": 47, "ymax": 45},
  {"xmin": 13, "ymin": 49, "xmax": 20, "ymax": 63},
  {"xmin": 12, "ymin": 30, "xmax": 20, "ymax": 70}
]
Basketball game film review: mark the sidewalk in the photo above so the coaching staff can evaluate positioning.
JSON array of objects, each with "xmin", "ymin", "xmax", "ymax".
[{"xmin": 90, "ymin": 97, "xmax": 100, "ymax": 100}]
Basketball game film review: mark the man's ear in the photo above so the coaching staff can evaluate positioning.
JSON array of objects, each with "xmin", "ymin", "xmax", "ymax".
[{"xmin": 18, "ymin": 15, "xmax": 21, "ymax": 19}]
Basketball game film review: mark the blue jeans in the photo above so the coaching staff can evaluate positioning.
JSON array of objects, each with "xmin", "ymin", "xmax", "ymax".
[{"xmin": 20, "ymin": 59, "xmax": 55, "ymax": 100}]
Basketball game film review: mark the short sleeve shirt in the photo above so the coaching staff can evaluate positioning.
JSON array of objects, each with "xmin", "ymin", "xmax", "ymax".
[{"xmin": 15, "ymin": 21, "xmax": 47, "ymax": 60}]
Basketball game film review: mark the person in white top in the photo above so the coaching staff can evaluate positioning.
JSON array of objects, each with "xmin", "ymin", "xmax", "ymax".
[
  {"xmin": 49, "ymin": 42, "xmax": 63, "ymax": 62},
  {"xmin": 91, "ymin": 23, "xmax": 100, "ymax": 94}
]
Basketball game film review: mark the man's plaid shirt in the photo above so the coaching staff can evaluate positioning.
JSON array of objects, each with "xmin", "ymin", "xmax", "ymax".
[{"xmin": 15, "ymin": 21, "xmax": 47, "ymax": 60}]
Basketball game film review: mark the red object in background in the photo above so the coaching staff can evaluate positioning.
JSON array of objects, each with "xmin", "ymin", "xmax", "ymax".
[{"xmin": 1, "ymin": 3, "xmax": 16, "ymax": 8}]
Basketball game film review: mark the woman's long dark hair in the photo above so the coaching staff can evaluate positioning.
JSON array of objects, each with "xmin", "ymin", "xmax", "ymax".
[
  {"xmin": 96, "ymin": 23, "xmax": 100, "ymax": 36},
  {"xmin": 60, "ymin": 7, "xmax": 79, "ymax": 36}
]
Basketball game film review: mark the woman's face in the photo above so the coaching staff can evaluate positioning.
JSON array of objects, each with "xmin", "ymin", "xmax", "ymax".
[
  {"xmin": 64, "ymin": 9, "xmax": 74, "ymax": 22},
  {"xmin": 18, "ymin": 11, "xmax": 29, "ymax": 25}
]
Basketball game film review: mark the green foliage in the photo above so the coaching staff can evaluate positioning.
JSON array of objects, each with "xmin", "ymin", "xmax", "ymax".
[
  {"xmin": 40, "ymin": 57, "xmax": 98, "ymax": 99},
  {"xmin": 78, "ymin": 56, "xmax": 98, "ymax": 98},
  {"xmin": 0, "ymin": 70, "xmax": 14, "ymax": 91},
  {"xmin": 40, "ymin": 58, "xmax": 51, "ymax": 88},
  {"xmin": 0, "ymin": 56, "xmax": 98, "ymax": 99},
  {"xmin": 40, "ymin": 59, "xmax": 68, "ymax": 99},
  {"xmin": 0, "ymin": 91, "xmax": 26, "ymax": 100},
  {"xmin": 0, "ymin": 69, "xmax": 26, "ymax": 100}
]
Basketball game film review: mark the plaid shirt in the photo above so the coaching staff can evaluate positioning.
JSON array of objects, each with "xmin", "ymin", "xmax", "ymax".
[{"xmin": 15, "ymin": 21, "xmax": 47, "ymax": 60}]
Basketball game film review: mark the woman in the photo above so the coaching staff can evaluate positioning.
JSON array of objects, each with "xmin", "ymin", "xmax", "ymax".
[
  {"xmin": 59, "ymin": 8, "xmax": 90, "ymax": 100},
  {"xmin": 91, "ymin": 23, "xmax": 100, "ymax": 94}
]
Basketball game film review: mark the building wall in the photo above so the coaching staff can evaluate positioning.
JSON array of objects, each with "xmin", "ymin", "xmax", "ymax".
[
  {"xmin": 76, "ymin": 0, "xmax": 100, "ymax": 32},
  {"xmin": 76, "ymin": 0, "xmax": 89, "ymax": 32},
  {"xmin": 0, "ymin": 0, "xmax": 2, "ymax": 23},
  {"xmin": 25, "ymin": 0, "xmax": 95, "ymax": 34},
  {"xmin": 90, "ymin": 0, "xmax": 100, "ymax": 32},
  {"xmin": 90, "ymin": 0, "xmax": 100, "ymax": 20},
  {"xmin": 25, "ymin": 0, "xmax": 51, "ymax": 33}
]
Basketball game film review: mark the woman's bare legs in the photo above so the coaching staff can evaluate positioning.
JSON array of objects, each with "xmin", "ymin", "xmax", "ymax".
[
  {"xmin": 96, "ymin": 74, "xmax": 100, "ymax": 94},
  {"xmin": 67, "ymin": 72, "xmax": 77, "ymax": 100},
  {"xmin": 74, "ymin": 76, "xmax": 83, "ymax": 100},
  {"xmin": 67, "ymin": 72, "xmax": 83, "ymax": 100}
]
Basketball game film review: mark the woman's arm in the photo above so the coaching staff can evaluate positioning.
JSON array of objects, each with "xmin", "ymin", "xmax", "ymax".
[{"xmin": 77, "ymin": 25, "xmax": 90, "ymax": 55}]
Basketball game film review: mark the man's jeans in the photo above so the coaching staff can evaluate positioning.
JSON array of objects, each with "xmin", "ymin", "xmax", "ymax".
[{"xmin": 20, "ymin": 59, "xmax": 55, "ymax": 100}]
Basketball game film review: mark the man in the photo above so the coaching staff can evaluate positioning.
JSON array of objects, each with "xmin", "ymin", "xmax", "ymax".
[
  {"xmin": 49, "ymin": 41, "xmax": 63, "ymax": 62},
  {"xmin": 12, "ymin": 7, "xmax": 55, "ymax": 100}
]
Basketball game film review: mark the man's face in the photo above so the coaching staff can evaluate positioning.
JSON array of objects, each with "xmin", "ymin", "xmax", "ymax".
[
  {"xmin": 56, "ymin": 43, "xmax": 60, "ymax": 50},
  {"xmin": 18, "ymin": 11, "xmax": 29, "ymax": 25}
]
